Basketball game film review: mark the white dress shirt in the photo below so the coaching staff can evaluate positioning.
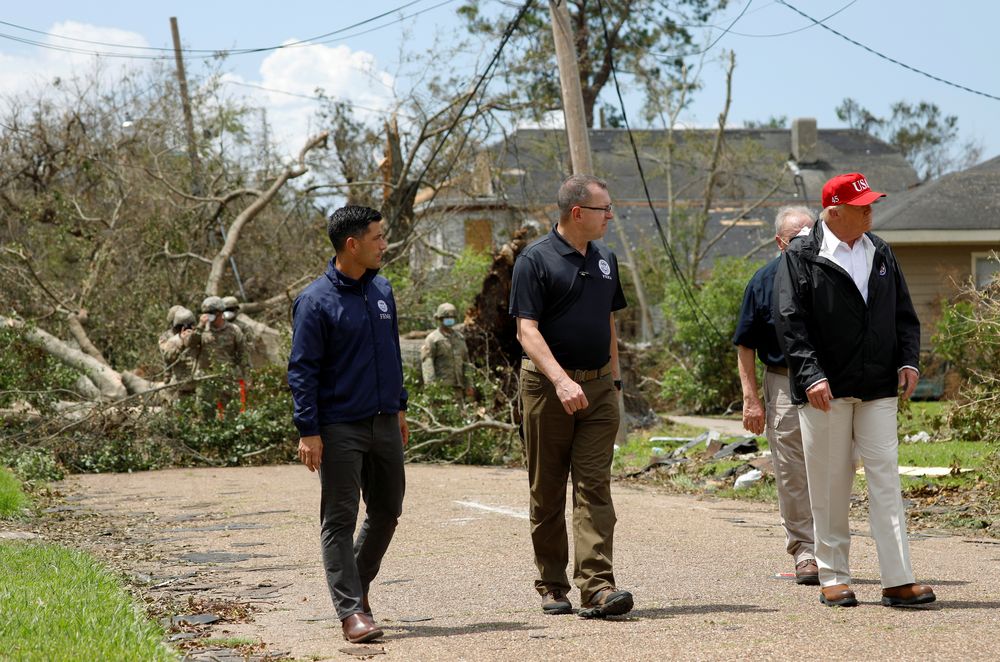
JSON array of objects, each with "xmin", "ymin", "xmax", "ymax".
[{"xmin": 819, "ymin": 224, "xmax": 875, "ymax": 303}]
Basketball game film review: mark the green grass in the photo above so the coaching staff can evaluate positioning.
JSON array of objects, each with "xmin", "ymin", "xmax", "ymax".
[
  {"xmin": 0, "ymin": 467, "xmax": 28, "ymax": 517},
  {"xmin": 897, "ymin": 440, "xmax": 990, "ymax": 470},
  {"xmin": 0, "ymin": 542, "xmax": 175, "ymax": 661}
]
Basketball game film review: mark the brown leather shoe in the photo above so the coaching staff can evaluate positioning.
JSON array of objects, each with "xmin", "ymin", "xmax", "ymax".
[
  {"xmin": 578, "ymin": 587, "xmax": 634, "ymax": 618},
  {"xmin": 819, "ymin": 584, "xmax": 858, "ymax": 607},
  {"xmin": 541, "ymin": 588, "xmax": 572, "ymax": 615},
  {"xmin": 882, "ymin": 583, "xmax": 936, "ymax": 607},
  {"xmin": 795, "ymin": 559, "xmax": 819, "ymax": 586},
  {"xmin": 342, "ymin": 612, "xmax": 383, "ymax": 643}
]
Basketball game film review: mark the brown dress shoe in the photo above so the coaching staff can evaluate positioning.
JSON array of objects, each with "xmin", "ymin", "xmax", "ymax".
[
  {"xmin": 882, "ymin": 583, "xmax": 936, "ymax": 607},
  {"xmin": 342, "ymin": 612, "xmax": 384, "ymax": 643},
  {"xmin": 795, "ymin": 559, "xmax": 819, "ymax": 586},
  {"xmin": 541, "ymin": 589, "xmax": 572, "ymax": 615},
  {"xmin": 819, "ymin": 584, "xmax": 858, "ymax": 607}
]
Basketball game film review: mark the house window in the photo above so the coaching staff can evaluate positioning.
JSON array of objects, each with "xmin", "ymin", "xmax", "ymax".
[
  {"xmin": 972, "ymin": 251, "xmax": 1000, "ymax": 289},
  {"xmin": 465, "ymin": 218, "xmax": 493, "ymax": 253}
]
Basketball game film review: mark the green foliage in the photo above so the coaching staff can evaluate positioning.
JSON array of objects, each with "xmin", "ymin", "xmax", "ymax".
[
  {"xmin": 0, "ymin": 468, "xmax": 29, "ymax": 517},
  {"xmin": 385, "ymin": 248, "xmax": 492, "ymax": 334},
  {"xmin": 0, "ymin": 542, "xmax": 175, "ymax": 661},
  {"xmin": 659, "ymin": 257, "xmax": 764, "ymax": 413},
  {"xmin": 403, "ymin": 364, "xmax": 517, "ymax": 465},
  {"xmin": 933, "ymin": 291, "xmax": 1000, "ymax": 443},
  {"xmin": 458, "ymin": 0, "xmax": 724, "ymax": 127},
  {"xmin": 0, "ymin": 327, "xmax": 80, "ymax": 409},
  {"xmin": 8, "ymin": 448, "xmax": 64, "ymax": 483},
  {"xmin": 148, "ymin": 365, "xmax": 297, "ymax": 467}
]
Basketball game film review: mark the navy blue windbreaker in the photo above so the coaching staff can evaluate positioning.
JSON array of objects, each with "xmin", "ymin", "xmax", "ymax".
[{"xmin": 287, "ymin": 260, "xmax": 408, "ymax": 436}]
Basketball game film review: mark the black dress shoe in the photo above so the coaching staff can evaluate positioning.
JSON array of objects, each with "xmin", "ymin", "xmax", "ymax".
[
  {"xmin": 342, "ymin": 612, "xmax": 383, "ymax": 643},
  {"xmin": 882, "ymin": 583, "xmax": 936, "ymax": 607}
]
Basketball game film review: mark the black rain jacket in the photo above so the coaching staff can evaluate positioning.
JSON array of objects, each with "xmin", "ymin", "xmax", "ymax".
[{"xmin": 772, "ymin": 221, "xmax": 920, "ymax": 405}]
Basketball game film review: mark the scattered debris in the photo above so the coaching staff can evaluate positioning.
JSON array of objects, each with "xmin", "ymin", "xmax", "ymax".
[
  {"xmin": 903, "ymin": 430, "xmax": 932, "ymax": 443},
  {"xmin": 170, "ymin": 613, "xmax": 221, "ymax": 626},
  {"xmin": 713, "ymin": 439, "xmax": 759, "ymax": 460},
  {"xmin": 734, "ymin": 469, "xmax": 763, "ymax": 490}
]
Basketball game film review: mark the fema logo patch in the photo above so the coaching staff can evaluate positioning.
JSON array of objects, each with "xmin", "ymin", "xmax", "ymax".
[
  {"xmin": 598, "ymin": 258, "xmax": 612, "ymax": 279},
  {"xmin": 377, "ymin": 299, "xmax": 392, "ymax": 320},
  {"xmin": 878, "ymin": 262, "xmax": 887, "ymax": 277}
]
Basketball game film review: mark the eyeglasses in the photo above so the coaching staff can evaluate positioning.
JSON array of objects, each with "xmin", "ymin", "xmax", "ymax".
[{"xmin": 577, "ymin": 204, "xmax": 613, "ymax": 214}]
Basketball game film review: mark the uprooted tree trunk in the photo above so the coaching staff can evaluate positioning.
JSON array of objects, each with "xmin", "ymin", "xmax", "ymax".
[{"xmin": 1, "ymin": 315, "xmax": 127, "ymax": 400}]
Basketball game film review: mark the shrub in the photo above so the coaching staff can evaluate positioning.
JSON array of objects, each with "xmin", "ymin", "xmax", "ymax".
[{"xmin": 659, "ymin": 256, "xmax": 765, "ymax": 414}]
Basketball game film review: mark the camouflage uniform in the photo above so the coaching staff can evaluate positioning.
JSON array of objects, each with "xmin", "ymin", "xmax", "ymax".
[
  {"xmin": 222, "ymin": 295, "xmax": 256, "ymax": 364},
  {"xmin": 159, "ymin": 307, "xmax": 201, "ymax": 396},
  {"xmin": 421, "ymin": 303, "xmax": 472, "ymax": 394},
  {"xmin": 196, "ymin": 296, "xmax": 250, "ymax": 414}
]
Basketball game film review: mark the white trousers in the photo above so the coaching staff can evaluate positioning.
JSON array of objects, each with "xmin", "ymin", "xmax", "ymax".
[{"xmin": 799, "ymin": 396, "xmax": 915, "ymax": 588}]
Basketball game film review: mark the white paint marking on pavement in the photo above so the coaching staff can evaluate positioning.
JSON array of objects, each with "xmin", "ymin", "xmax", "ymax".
[{"xmin": 454, "ymin": 500, "xmax": 529, "ymax": 520}]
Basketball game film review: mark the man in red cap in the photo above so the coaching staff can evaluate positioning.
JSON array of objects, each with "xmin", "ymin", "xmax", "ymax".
[{"xmin": 772, "ymin": 173, "xmax": 935, "ymax": 608}]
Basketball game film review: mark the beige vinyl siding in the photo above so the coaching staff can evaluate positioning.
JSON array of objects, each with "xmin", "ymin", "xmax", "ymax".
[{"xmin": 891, "ymin": 244, "xmax": 998, "ymax": 349}]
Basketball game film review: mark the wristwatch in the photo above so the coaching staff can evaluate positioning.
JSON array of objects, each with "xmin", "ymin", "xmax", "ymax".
[{"xmin": 613, "ymin": 379, "xmax": 623, "ymax": 391}]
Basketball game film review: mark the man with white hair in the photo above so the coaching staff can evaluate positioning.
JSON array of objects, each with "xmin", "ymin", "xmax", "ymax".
[
  {"xmin": 733, "ymin": 206, "xmax": 817, "ymax": 585},
  {"xmin": 773, "ymin": 173, "xmax": 934, "ymax": 608}
]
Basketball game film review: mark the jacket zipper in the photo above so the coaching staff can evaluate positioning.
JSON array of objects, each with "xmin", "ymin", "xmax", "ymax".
[{"xmin": 362, "ymin": 287, "xmax": 383, "ymax": 413}]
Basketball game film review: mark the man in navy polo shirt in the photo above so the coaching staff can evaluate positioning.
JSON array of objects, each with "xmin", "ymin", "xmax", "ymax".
[
  {"xmin": 510, "ymin": 174, "xmax": 631, "ymax": 618},
  {"xmin": 288, "ymin": 205, "xmax": 409, "ymax": 643},
  {"xmin": 733, "ymin": 205, "xmax": 817, "ymax": 585}
]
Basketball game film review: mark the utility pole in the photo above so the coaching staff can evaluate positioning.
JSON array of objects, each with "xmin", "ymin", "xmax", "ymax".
[
  {"xmin": 170, "ymin": 17, "xmax": 202, "ymax": 195},
  {"xmin": 549, "ymin": 1, "xmax": 627, "ymax": 443},
  {"xmin": 549, "ymin": 0, "xmax": 592, "ymax": 175},
  {"xmin": 170, "ymin": 16, "xmax": 246, "ymax": 299}
]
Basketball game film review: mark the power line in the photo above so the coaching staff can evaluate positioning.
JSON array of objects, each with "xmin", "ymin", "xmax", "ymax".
[
  {"xmin": 775, "ymin": 0, "xmax": 1000, "ymax": 102},
  {"xmin": 595, "ymin": 0, "xmax": 727, "ymax": 344},
  {"xmin": 650, "ymin": 0, "xmax": 753, "ymax": 60},
  {"xmin": 0, "ymin": 1, "xmax": 457, "ymax": 62}
]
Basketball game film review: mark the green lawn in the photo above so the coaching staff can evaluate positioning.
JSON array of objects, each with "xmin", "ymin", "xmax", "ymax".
[
  {"xmin": 0, "ymin": 542, "xmax": 175, "ymax": 661},
  {"xmin": 0, "ymin": 467, "xmax": 28, "ymax": 517}
]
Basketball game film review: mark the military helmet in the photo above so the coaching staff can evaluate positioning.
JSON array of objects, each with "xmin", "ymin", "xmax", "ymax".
[
  {"xmin": 173, "ymin": 307, "xmax": 196, "ymax": 327},
  {"xmin": 434, "ymin": 303, "xmax": 458, "ymax": 319},
  {"xmin": 221, "ymin": 295, "xmax": 240, "ymax": 312},
  {"xmin": 166, "ymin": 304, "xmax": 183, "ymax": 326},
  {"xmin": 200, "ymin": 296, "xmax": 225, "ymax": 314}
]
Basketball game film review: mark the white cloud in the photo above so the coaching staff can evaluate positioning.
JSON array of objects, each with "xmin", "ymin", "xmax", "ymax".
[
  {"xmin": 224, "ymin": 41, "xmax": 396, "ymax": 159},
  {"xmin": 0, "ymin": 21, "xmax": 150, "ymax": 97}
]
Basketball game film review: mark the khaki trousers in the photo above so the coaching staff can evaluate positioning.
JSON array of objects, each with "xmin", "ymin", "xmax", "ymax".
[
  {"xmin": 799, "ymin": 396, "xmax": 915, "ymax": 588},
  {"xmin": 763, "ymin": 368, "xmax": 815, "ymax": 564},
  {"xmin": 520, "ymin": 368, "xmax": 620, "ymax": 604}
]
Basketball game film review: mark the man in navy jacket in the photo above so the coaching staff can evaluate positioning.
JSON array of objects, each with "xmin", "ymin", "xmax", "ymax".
[{"xmin": 288, "ymin": 205, "xmax": 409, "ymax": 643}]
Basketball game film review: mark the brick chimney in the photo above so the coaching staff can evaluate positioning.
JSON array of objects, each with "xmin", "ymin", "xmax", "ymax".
[{"xmin": 791, "ymin": 117, "xmax": 818, "ymax": 164}]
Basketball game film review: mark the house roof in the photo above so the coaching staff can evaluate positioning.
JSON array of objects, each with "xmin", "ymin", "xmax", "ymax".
[
  {"xmin": 493, "ymin": 128, "xmax": 917, "ymax": 209},
  {"xmin": 872, "ymin": 155, "xmax": 1000, "ymax": 241}
]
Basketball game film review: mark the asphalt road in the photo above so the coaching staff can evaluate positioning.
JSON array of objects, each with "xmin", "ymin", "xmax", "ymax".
[{"xmin": 57, "ymin": 464, "xmax": 999, "ymax": 661}]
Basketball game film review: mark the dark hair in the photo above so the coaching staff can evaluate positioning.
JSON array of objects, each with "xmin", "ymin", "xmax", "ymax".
[{"xmin": 327, "ymin": 205, "xmax": 383, "ymax": 252}]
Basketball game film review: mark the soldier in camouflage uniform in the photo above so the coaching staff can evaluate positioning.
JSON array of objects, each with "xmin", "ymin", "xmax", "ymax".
[
  {"xmin": 222, "ymin": 295, "xmax": 256, "ymax": 366},
  {"xmin": 157, "ymin": 305, "xmax": 184, "ymax": 355},
  {"xmin": 159, "ymin": 307, "xmax": 201, "ymax": 397},
  {"xmin": 420, "ymin": 302, "xmax": 473, "ymax": 399},
  {"xmin": 197, "ymin": 296, "xmax": 250, "ymax": 415}
]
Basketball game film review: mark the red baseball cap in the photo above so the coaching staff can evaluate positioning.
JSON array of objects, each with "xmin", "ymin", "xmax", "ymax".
[{"xmin": 821, "ymin": 173, "xmax": 886, "ymax": 208}]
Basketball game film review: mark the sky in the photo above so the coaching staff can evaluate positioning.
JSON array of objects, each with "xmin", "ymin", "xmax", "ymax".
[{"xmin": 1, "ymin": 0, "xmax": 998, "ymax": 170}]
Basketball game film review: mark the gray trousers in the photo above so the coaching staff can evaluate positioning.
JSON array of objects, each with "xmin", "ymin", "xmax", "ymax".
[{"xmin": 318, "ymin": 414, "xmax": 405, "ymax": 620}]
